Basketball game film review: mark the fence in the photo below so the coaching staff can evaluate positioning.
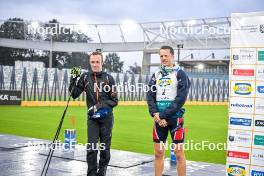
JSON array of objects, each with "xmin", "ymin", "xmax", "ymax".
[{"xmin": 0, "ymin": 65, "xmax": 229, "ymax": 102}]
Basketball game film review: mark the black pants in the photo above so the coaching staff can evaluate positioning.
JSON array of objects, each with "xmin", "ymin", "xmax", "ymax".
[{"xmin": 86, "ymin": 114, "xmax": 114, "ymax": 176}]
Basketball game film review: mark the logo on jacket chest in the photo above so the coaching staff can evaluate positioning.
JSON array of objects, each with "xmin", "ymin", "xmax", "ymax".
[{"xmin": 157, "ymin": 77, "xmax": 172, "ymax": 87}]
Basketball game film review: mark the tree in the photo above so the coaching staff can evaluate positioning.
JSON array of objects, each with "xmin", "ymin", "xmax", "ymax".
[
  {"xmin": 0, "ymin": 18, "xmax": 29, "ymax": 65},
  {"xmin": 103, "ymin": 53, "xmax": 124, "ymax": 73},
  {"xmin": 0, "ymin": 18, "xmax": 50, "ymax": 66},
  {"xmin": 127, "ymin": 62, "xmax": 141, "ymax": 74},
  {"xmin": 0, "ymin": 18, "xmax": 25, "ymax": 39},
  {"xmin": 0, "ymin": 18, "xmax": 93, "ymax": 68},
  {"xmin": 68, "ymin": 52, "xmax": 89, "ymax": 70},
  {"xmin": 43, "ymin": 19, "xmax": 92, "ymax": 68}
]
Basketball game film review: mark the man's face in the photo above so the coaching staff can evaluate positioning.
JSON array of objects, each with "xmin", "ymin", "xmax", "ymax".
[
  {"xmin": 159, "ymin": 49, "xmax": 174, "ymax": 67},
  {"xmin": 90, "ymin": 55, "xmax": 103, "ymax": 72}
]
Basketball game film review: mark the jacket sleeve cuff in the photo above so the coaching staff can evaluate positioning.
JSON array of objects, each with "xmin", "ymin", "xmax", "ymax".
[
  {"xmin": 151, "ymin": 111, "xmax": 158, "ymax": 117},
  {"xmin": 159, "ymin": 112, "xmax": 166, "ymax": 119}
]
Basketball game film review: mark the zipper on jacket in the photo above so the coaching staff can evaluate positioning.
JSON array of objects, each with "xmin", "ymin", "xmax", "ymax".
[{"xmin": 93, "ymin": 73, "xmax": 100, "ymax": 103}]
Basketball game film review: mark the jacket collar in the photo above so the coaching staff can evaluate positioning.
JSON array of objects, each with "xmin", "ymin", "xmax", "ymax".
[{"xmin": 89, "ymin": 71, "xmax": 104, "ymax": 77}]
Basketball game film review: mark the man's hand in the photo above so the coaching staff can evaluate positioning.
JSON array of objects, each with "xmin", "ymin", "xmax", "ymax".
[
  {"xmin": 153, "ymin": 113, "xmax": 161, "ymax": 123},
  {"xmin": 71, "ymin": 67, "xmax": 81, "ymax": 78},
  {"xmin": 88, "ymin": 104, "xmax": 102, "ymax": 116},
  {"xmin": 158, "ymin": 119, "xmax": 168, "ymax": 127},
  {"xmin": 88, "ymin": 105, "xmax": 97, "ymax": 116},
  {"xmin": 153, "ymin": 113, "xmax": 167, "ymax": 127}
]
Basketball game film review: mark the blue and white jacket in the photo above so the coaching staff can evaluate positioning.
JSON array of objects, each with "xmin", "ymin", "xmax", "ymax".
[{"xmin": 147, "ymin": 65, "xmax": 190, "ymax": 119}]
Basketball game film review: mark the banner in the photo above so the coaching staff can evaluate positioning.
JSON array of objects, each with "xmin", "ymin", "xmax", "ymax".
[
  {"xmin": 0, "ymin": 90, "xmax": 21, "ymax": 105},
  {"xmin": 227, "ymin": 12, "xmax": 264, "ymax": 176}
]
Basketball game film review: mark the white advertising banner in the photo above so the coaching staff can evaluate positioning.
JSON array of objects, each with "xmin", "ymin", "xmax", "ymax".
[{"xmin": 227, "ymin": 11, "xmax": 264, "ymax": 176}]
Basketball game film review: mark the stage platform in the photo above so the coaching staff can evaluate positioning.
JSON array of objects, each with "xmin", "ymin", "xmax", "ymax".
[{"xmin": 0, "ymin": 134, "xmax": 225, "ymax": 176}]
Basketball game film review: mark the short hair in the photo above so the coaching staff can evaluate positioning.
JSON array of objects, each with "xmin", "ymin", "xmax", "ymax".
[
  {"xmin": 89, "ymin": 51, "xmax": 103, "ymax": 62},
  {"xmin": 160, "ymin": 45, "xmax": 174, "ymax": 55}
]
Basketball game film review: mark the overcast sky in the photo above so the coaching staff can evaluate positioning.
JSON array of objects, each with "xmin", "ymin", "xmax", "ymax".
[
  {"xmin": 1, "ymin": 0, "xmax": 264, "ymax": 23},
  {"xmin": 0, "ymin": 0, "xmax": 264, "ymax": 71}
]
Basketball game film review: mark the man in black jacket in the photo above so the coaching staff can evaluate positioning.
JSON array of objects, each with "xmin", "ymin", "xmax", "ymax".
[{"xmin": 69, "ymin": 51, "xmax": 118, "ymax": 176}]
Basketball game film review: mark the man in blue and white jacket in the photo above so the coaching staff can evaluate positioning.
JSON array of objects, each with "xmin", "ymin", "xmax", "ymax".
[{"xmin": 147, "ymin": 45, "xmax": 190, "ymax": 176}]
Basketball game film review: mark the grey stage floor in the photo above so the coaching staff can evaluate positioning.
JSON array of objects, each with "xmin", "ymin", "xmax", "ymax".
[{"xmin": 0, "ymin": 134, "xmax": 225, "ymax": 176}]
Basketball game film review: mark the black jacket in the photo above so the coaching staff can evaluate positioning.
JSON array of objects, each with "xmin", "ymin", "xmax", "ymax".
[{"xmin": 69, "ymin": 71, "xmax": 118, "ymax": 109}]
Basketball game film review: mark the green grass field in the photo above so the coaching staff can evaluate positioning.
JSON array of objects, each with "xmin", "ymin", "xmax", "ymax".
[{"xmin": 0, "ymin": 105, "xmax": 228, "ymax": 164}]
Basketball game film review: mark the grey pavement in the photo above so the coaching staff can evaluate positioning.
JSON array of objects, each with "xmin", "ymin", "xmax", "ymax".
[{"xmin": 0, "ymin": 134, "xmax": 225, "ymax": 176}]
